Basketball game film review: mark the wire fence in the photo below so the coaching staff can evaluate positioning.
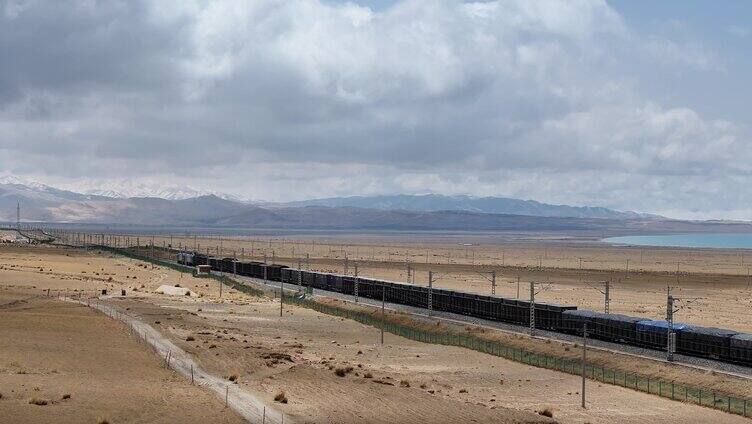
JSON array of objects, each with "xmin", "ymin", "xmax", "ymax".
[
  {"xmin": 283, "ymin": 295, "xmax": 751, "ymax": 418},
  {"xmin": 93, "ymin": 245, "xmax": 752, "ymax": 419},
  {"xmin": 59, "ymin": 293, "xmax": 286, "ymax": 424}
]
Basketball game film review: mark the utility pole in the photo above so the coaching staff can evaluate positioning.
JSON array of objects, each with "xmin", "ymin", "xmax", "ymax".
[
  {"xmin": 344, "ymin": 255, "xmax": 349, "ymax": 276},
  {"xmin": 516, "ymin": 276, "xmax": 520, "ymax": 300},
  {"xmin": 491, "ymin": 270, "xmax": 496, "ymax": 295},
  {"xmin": 428, "ymin": 270, "xmax": 433, "ymax": 316},
  {"xmin": 529, "ymin": 282, "xmax": 535, "ymax": 336},
  {"xmin": 16, "ymin": 201, "xmax": 20, "ymax": 231},
  {"xmin": 667, "ymin": 291, "xmax": 675, "ymax": 362},
  {"xmin": 582, "ymin": 324, "xmax": 587, "ymax": 408},
  {"xmin": 354, "ymin": 263, "xmax": 359, "ymax": 303},
  {"xmin": 604, "ymin": 280, "xmax": 610, "ymax": 314},
  {"xmin": 406, "ymin": 261, "xmax": 411, "ymax": 284}
]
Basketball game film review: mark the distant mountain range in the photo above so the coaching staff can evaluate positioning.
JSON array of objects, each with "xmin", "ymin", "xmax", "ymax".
[
  {"xmin": 0, "ymin": 176, "xmax": 238, "ymax": 201},
  {"xmin": 277, "ymin": 194, "xmax": 659, "ymax": 220},
  {"xmin": 2, "ymin": 179, "xmax": 751, "ymax": 235}
]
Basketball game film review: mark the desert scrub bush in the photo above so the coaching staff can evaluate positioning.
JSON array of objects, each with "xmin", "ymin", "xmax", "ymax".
[
  {"xmin": 274, "ymin": 391, "xmax": 288, "ymax": 404},
  {"xmin": 538, "ymin": 407, "xmax": 553, "ymax": 418}
]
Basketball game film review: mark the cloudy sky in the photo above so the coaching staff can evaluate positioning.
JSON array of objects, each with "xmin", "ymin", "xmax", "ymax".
[{"xmin": 1, "ymin": 0, "xmax": 750, "ymax": 219}]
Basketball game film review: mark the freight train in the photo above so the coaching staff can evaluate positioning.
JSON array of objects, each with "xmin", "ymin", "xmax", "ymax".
[{"xmin": 179, "ymin": 252, "xmax": 752, "ymax": 366}]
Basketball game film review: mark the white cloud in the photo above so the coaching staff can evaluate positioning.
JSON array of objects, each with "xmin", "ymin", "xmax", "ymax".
[{"xmin": 0, "ymin": 0, "xmax": 749, "ymax": 218}]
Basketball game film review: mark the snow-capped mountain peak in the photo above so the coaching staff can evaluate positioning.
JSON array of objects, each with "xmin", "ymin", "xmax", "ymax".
[
  {"xmin": 82, "ymin": 181, "xmax": 240, "ymax": 201},
  {"xmin": 0, "ymin": 175, "xmax": 57, "ymax": 192},
  {"xmin": 0, "ymin": 175, "xmax": 241, "ymax": 202}
]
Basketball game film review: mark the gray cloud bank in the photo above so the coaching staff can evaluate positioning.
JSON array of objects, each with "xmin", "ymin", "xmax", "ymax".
[{"xmin": 0, "ymin": 0, "xmax": 749, "ymax": 219}]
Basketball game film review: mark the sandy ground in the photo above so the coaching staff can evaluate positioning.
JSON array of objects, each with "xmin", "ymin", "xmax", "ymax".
[
  {"xmin": 0, "ymin": 288, "xmax": 246, "ymax": 423},
  {"xmin": 101, "ymin": 233, "xmax": 752, "ymax": 334},
  {"xmin": 110, "ymin": 233, "xmax": 752, "ymax": 275},
  {"xmin": 1, "ymin": 244, "xmax": 749, "ymax": 424}
]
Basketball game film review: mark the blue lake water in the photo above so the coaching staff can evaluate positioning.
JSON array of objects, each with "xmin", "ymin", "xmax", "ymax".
[{"xmin": 603, "ymin": 233, "xmax": 752, "ymax": 249}]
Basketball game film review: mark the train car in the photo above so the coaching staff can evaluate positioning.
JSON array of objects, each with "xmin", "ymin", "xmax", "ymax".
[
  {"xmin": 240, "ymin": 262, "xmax": 258, "ymax": 278},
  {"xmin": 265, "ymin": 264, "xmax": 286, "ymax": 282},
  {"xmin": 218, "ymin": 258, "xmax": 236, "ymax": 273},
  {"xmin": 593, "ymin": 314, "xmax": 642, "ymax": 343},
  {"xmin": 560, "ymin": 309, "xmax": 602, "ymax": 335},
  {"xmin": 634, "ymin": 320, "xmax": 689, "ymax": 350},
  {"xmin": 730, "ymin": 333, "xmax": 752, "ymax": 364},
  {"xmin": 355, "ymin": 278, "xmax": 380, "ymax": 299},
  {"xmin": 389, "ymin": 283, "xmax": 427, "ymax": 308},
  {"xmin": 538, "ymin": 303, "xmax": 577, "ymax": 330},
  {"xmin": 208, "ymin": 257, "xmax": 220, "ymax": 270},
  {"xmin": 281, "ymin": 268, "xmax": 294, "ymax": 284},
  {"xmin": 676, "ymin": 326, "xmax": 738, "ymax": 360},
  {"xmin": 176, "ymin": 252, "xmax": 194, "ymax": 266},
  {"xmin": 192, "ymin": 253, "xmax": 209, "ymax": 266}
]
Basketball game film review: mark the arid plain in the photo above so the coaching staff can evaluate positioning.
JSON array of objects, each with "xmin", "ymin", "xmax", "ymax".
[
  {"xmin": 1, "ymin": 239, "xmax": 750, "ymax": 423},
  {"xmin": 137, "ymin": 233, "xmax": 752, "ymax": 332}
]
